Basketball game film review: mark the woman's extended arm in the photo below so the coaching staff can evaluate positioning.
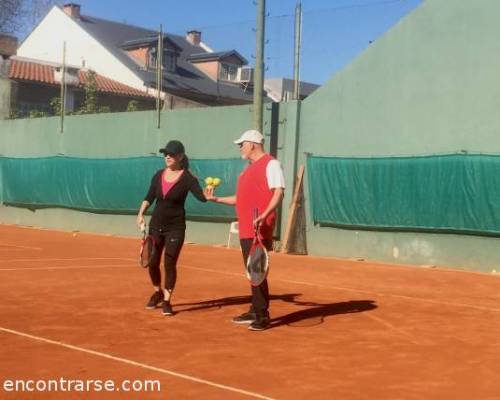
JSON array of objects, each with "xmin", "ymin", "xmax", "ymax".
[{"xmin": 204, "ymin": 187, "xmax": 236, "ymax": 206}]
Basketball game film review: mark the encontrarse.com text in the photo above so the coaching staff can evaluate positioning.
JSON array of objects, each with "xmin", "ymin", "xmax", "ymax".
[{"xmin": 2, "ymin": 378, "xmax": 161, "ymax": 393}]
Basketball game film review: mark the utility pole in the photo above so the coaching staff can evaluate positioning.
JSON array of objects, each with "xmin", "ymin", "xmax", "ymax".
[
  {"xmin": 60, "ymin": 41, "xmax": 66, "ymax": 133},
  {"xmin": 293, "ymin": 1, "xmax": 302, "ymax": 100},
  {"xmin": 156, "ymin": 24, "xmax": 163, "ymax": 129},
  {"xmin": 253, "ymin": 0, "xmax": 266, "ymax": 132}
]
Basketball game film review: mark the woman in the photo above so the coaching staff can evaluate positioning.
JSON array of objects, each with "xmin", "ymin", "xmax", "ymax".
[{"xmin": 136, "ymin": 140, "xmax": 206, "ymax": 316}]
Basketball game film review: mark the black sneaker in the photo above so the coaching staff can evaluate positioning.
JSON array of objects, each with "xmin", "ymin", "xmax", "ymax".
[
  {"xmin": 145, "ymin": 291, "xmax": 164, "ymax": 309},
  {"xmin": 232, "ymin": 312, "xmax": 257, "ymax": 324},
  {"xmin": 162, "ymin": 301, "xmax": 174, "ymax": 316},
  {"xmin": 248, "ymin": 316, "xmax": 270, "ymax": 331}
]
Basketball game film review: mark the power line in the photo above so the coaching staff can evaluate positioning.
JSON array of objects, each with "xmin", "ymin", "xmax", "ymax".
[
  {"xmin": 276, "ymin": 0, "xmax": 409, "ymax": 18},
  {"xmin": 172, "ymin": 0, "xmax": 409, "ymax": 33}
]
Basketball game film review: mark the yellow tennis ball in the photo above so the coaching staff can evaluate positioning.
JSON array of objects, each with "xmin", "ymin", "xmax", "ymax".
[
  {"xmin": 205, "ymin": 177, "xmax": 213, "ymax": 186},
  {"xmin": 212, "ymin": 177, "xmax": 221, "ymax": 187}
]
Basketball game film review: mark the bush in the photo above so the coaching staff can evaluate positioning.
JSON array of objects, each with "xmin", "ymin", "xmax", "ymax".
[
  {"xmin": 50, "ymin": 97, "xmax": 61, "ymax": 115},
  {"xmin": 28, "ymin": 109, "xmax": 48, "ymax": 118},
  {"xmin": 127, "ymin": 100, "xmax": 139, "ymax": 112}
]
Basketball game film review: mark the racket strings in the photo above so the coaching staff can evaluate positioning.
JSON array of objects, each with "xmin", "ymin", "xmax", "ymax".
[
  {"xmin": 140, "ymin": 237, "xmax": 155, "ymax": 267},
  {"xmin": 246, "ymin": 245, "xmax": 269, "ymax": 285}
]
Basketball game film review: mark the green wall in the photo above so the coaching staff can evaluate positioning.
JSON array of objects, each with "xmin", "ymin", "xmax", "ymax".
[
  {"xmin": 294, "ymin": 0, "xmax": 500, "ymax": 271},
  {"xmin": 0, "ymin": 105, "xmax": 273, "ymax": 247},
  {"xmin": 301, "ymin": 0, "xmax": 500, "ymax": 157},
  {"xmin": 1, "ymin": 106, "xmax": 262, "ymax": 158}
]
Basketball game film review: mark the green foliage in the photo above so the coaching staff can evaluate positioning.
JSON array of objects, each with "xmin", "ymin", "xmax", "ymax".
[
  {"xmin": 126, "ymin": 100, "xmax": 139, "ymax": 112},
  {"xmin": 28, "ymin": 109, "xmax": 48, "ymax": 118},
  {"xmin": 49, "ymin": 97, "xmax": 61, "ymax": 115},
  {"xmin": 8, "ymin": 107, "xmax": 20, "ymax": 119},
  {"xmin": 98, "ymin": 105, "xmax": 111, "ymax": 113},
  {"xmin": 79, "ymin": 70, "xmax": 99, "ymax": 114}
]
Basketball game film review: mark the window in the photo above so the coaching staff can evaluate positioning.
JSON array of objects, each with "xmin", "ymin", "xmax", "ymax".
[
  {"xmin": 148, "ymin": 49, "xmax": 155, "ymax": 69},
  {"xmin": 163, "ymin": 50, "xmax": 177, "ymax": 73},
  {"xmin": 219, "ymin": 63, "xmax": 238, "ymax": 81},
  {"xmin": 148, "ymin": 48, "xmax": 177, "ymax": 72}
]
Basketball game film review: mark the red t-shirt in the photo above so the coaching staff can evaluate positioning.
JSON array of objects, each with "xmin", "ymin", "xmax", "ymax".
[{"xmin": 236, "ymin": 154, "xmax": 276, "ymax": 240}]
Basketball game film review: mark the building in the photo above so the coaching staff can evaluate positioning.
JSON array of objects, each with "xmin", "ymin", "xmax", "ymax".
[
  {"xmin": 264, "ymin": 78, "xmax": 320, "ymax": 102},
  {"xmin": 16, "ymin": 3, "xmax": 255, "ymax": 109},
  {"xmin": 0, "ymin": 57, "xmax": 156, "ymax": 117}
]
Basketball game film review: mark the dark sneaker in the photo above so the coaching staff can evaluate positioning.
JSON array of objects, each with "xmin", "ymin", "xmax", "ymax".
[
  {"xmin": 162, "ymin": 301, "xmax": 174, "ymax": 316},
  {"xmin": 232, "ymin": 312, "xmax": 257, "ymax": 324},
  {"xmin": 248, "ymin": 316, "xmax": 270, "ymax": 331},
  {"xmin": 145, "ymin": 291, "xmax": 164, "ymax": 309}
]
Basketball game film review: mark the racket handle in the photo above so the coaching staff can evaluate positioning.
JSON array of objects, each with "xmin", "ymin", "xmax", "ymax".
[{"xmin": 253, "ymin": 208, "xmax": 260, "ymax": 231}]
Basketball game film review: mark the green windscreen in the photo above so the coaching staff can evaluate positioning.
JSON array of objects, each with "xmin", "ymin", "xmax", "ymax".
[
  {"xmin": 307, "ymin": 154, "xmax": 500, "ymax": 236},
  {"xmin": 0, "ymin": 156, "xmax": 246, "ymax": 220}
]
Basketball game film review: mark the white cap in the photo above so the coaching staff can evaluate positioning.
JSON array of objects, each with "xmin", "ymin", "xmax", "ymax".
[{"xmin": 233, "ymin": 129, "xmax": 264, "ymax": 145}]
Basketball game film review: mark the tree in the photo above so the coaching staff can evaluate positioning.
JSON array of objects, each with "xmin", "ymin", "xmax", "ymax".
[
  {"xmin": 0, "ymin": 0, "xmax": 23, "ymax": 34},
  {"xmin": 79, "ymin": 70, "xmax": 99, "ymax": 114},
  {"xmin": 26, "ymin": 0, "xmax": 57, "ymax": 27},
  {"xmin": 49, "ymin": 96, "xmax": 61, "ymax": 115},
  {"xmin": 0, "ymin": 0, "xmax": 56, "ymax": 36}
]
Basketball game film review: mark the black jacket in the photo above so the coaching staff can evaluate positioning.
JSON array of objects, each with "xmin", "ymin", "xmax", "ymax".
[{"xmin": 144, "ymin": 169, "xmax": 206, "ymax": 231}]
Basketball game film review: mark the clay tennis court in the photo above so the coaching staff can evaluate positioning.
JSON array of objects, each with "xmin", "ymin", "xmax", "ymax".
[{"xmin": 1, "ymin": 224, "xmax": 499, "ymax": 399}]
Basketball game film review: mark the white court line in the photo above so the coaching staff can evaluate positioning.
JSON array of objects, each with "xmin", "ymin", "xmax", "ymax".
[
  {"xmin": 274, "ymin": 277, "xmax": 500, "ymax": 313},
  {"xmin": 362, "ymin": 313, "xmax": 425, "ymax": 346},
  {"xmin": 1, "ymin": 258, "xmax": 499, "ymax": 314},
  {"xmin": 0, "ymin": 244, "xmax": 42, "ymax": 250},
  {"xmin": 0, "ymin": 327, "xmax": 275, "ymax": 400},
  {"xmin": 0, "ymin": 257, "xmax": 132, "ymax": 263},
  {"xmin": 179, "ymin": 264, "xmax": 500, "ymax": 314},
  {"xmin": 0, "ymin": 264, "xmax": 135, "ymax": 271}
]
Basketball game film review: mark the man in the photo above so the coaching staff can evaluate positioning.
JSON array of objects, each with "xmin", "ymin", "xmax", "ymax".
[{"xmin": 205, "ymin": 129, "xmax": 285, "ymax": 331}]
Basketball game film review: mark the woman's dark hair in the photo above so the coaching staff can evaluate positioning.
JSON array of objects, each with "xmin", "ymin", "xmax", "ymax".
[{"xmin": 180, "ymin": 154, "xmax": 189, "ymax": 170}]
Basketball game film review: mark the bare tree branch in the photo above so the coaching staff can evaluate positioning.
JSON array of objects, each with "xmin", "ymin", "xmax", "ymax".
[
  {"xmin": 25, "ymin": 0, "xmax": 57, "ymax": 27},
  {"xmin": 0, "ymin": 0, "xmax": 56, "ymax": 36},
  {"xmin": 0, "ymin": 0, "xmax": 24, "ymax": 34}
]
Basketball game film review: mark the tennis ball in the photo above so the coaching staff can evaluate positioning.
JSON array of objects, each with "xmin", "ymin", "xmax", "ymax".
[
  {"xmin": 212, "ymin": 177, "xmax": 221, "ymax": 187},
  {"xmin": 205, "ymin": 177, "xmax": 213, "ymax": 186}
]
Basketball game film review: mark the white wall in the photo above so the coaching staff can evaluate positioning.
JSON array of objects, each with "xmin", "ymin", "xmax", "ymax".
[{"xmin": 17, "ymin": 6, "xmax": 145, "ymax": 90}]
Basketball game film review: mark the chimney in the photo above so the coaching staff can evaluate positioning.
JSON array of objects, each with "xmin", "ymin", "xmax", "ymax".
[
  {"xmin": 186, "ymin": 30, "xmax": 201, "ymax": 46},
  {"xmin": 0, "ymin": 34, "xmax": 18, "ymax": 58},
  {"xmin": 63, "ymin": 3, "xmax": 81, "ymax": 19}
]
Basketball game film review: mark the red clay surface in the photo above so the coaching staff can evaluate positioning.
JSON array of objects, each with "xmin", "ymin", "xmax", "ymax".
[{"xmin": 0, "ymin": 224, "xmax": 499, "ymax": 399}]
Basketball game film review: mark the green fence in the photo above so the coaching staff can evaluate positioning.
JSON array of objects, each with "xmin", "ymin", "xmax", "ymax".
[
  {"xmin": 1, "ymin": 156, "xmax": 245, "ymax": 220},
  {"xmin": 307, "ymin": 154, "xmax": 500, "ymax": 236}
]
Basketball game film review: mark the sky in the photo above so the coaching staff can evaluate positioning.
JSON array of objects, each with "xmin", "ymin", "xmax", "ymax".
[{"xmin": 20, "ymin": 0, "xmax": 423, "ymax": 84}]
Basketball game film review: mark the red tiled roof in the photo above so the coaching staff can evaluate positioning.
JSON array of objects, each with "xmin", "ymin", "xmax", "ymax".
[
  {"xmin": 8, "ymin": 59, "xmax": 154, "ymax": 99},
  {"xmin": 9, "ymin": 59, "xmax": 55, "ymax": 84}
]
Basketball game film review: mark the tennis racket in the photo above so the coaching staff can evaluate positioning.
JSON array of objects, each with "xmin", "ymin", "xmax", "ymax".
[
  {"xmin": 139, "ymin": 222, "xmax": 155, "ymax": 268},
  {"xmin": 245, "ymin": 208, "xmax": 269, "ymax": 286}
]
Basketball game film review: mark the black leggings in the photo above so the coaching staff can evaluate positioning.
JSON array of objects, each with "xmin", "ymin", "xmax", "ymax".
[{"xmin": 148, "ymin": 229, "xmax": 185, "ymax": 291}]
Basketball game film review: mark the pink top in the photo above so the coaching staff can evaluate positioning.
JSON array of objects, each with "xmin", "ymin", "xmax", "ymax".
[{"xmin": 161, "ymin": 169, "xmax": 183, "ymax": 197}]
